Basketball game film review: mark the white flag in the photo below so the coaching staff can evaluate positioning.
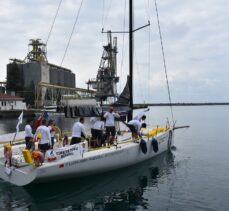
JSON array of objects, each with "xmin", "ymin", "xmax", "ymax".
[{"xmin": 16, "ymin": 111, "xmax": 23, "ymax": 133}]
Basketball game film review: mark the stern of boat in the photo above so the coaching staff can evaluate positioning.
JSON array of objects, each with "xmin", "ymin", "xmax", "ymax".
[{"xmin": 0, "ymin": 159, "xmax": 37, "ymax": 186}]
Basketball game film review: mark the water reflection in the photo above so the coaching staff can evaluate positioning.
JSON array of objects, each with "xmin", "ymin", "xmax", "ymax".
[
  {"xmin": 0, "ymin": 152, "xmax": 175, "ymax": 210},
  {"xmin": 0, "ymin": 181, "xmax": 35, "ymax": 210},
  {"xmin": 0, "ymin": 118, "xmax": 19, "ymax": 135}
]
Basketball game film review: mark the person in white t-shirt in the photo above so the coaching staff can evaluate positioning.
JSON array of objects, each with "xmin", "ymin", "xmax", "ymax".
[
  {"xmin": 133, "ymin": 108, "xmax": 150, "ymax": 122},
  {"xmin": 25, "ymin": 119, "xmax": 35, "ymax": 150},
  {"xmin": 71, "ymin": 117, "xmax": 86, "ymax": 145},
  {"xmin": 104, "ymin": 107, "xmax": 120, "ymax": 145},
  {"xmin": 90, "ymin": 117, "xmax": 98, "ymax": 141},
  {"xmin": 127, "ymin": 119, "xmax": 147, "ymax": 139},
  {"xmin": 48, "ymin": 120, "xmax": 56, "ymax": 149},
  {"xmin": 35, "ymin": 119, "xmax": 51, "ymax": 154},
  {"xmin": 92, "ymin": 117, "xmax": 105, "ymax": 147}
]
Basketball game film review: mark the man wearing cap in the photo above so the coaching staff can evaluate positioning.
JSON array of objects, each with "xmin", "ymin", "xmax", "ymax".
[{"xmin": 25, "ymin": 119, "xmax": 35, "ymax": 150}]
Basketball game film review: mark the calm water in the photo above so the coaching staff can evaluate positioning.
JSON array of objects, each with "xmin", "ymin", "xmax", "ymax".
[{"xmin": 0, "ymin": 106, "xmax": 229, "ymax": 211}]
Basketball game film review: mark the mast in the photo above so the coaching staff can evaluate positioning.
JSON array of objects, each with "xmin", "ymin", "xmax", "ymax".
[
  {"xmin": 100, "ymin": 0, "xmax": 149, "ymax": 120},
  {"xmin": 129, "ymin": 0, "xmax": 133, "ymax": 119}
]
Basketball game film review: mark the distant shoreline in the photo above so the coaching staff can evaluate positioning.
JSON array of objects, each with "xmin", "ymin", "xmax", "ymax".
[{"xmin": 134, "ymin": 103, "xmax": 229, "ymax": 107}]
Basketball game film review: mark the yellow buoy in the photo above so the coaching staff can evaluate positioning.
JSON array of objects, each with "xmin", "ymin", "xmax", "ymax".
[{"xmin": 22, "ymin": 149, "xmax": 33, "ymax": 164}]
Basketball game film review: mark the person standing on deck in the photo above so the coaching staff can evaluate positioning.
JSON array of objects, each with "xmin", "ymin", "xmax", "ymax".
[
  {"xmin": 25, "ymin": 119, "xmax": 35, "ymax": 150},
  {"xmin": 71, "ymin": 117, "xmax": 86, "ymax": 145},
  {"xmin": 92, "ymin": 117, "xmax": 105, "ymax": 147},
  {"xmin": 104, "ymin": 107, "xmax": 120, "ymax": 146},
  {"xmin": 90, "ymin": 117, "xmax": 98, "ymax": 140},
  {"xmin": 48, "ymin": 120, "xmax": 56, "ymax": 149},
  {"xmin": 35, "ymin": 119, "xmax": 51, "ymax": 154}
]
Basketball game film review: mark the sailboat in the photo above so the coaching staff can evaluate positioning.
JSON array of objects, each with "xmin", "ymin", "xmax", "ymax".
[{"xmin": 0, "ymin": 0, "xmax": 176, "ymax": 186}]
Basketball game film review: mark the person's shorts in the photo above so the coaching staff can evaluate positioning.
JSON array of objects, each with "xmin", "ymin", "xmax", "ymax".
[
  {"xmin": 127, "ymin": 124, "xmax": 137, "ymax": 133},
  {"xmin": 38, "ymin": 143, "xmax": 50, "ymax": 152},
  {"xmin": 91, "ymin": 128, "xmax": 95, "ymax": 138},
  {"xmin": 25, "ymin": 137, "xmax": 35, "ymax": 150},
  {"xmin": 70, "ymin": 137, "xmax": 81, "ymax": 145},
  {"xmin": 105, "ymin": 126, "xmax": 116, "ymax": 137},
  {"xmin": 93, "ymin": 129, "xmax": 102, "ymax": 139}
]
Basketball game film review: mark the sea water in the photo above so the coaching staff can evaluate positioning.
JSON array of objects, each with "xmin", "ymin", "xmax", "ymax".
[{"xmin": 0, "ymin": 106, "xmax": 229, "ymax": 211}]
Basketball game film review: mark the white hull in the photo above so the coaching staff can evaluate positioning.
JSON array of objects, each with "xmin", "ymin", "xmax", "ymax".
[{"xmin": 0, "ymin": 129, "xmax": 174, "ymax": 186}]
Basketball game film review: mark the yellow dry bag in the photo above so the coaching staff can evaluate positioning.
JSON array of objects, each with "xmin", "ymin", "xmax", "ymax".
[{"xmin": 22, "ymin": 149, "xmax": 33, "ymax": 164}]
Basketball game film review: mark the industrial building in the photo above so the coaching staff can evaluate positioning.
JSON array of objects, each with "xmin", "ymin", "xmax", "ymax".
[{"xmin": 5, "ymin": 39, "xmax": 87, "ymax": 108}]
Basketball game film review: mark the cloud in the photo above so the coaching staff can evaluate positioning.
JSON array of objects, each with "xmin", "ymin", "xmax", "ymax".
[{"xmin": 0, "ymin": 0, "xmax": 229, "ymax": 103}]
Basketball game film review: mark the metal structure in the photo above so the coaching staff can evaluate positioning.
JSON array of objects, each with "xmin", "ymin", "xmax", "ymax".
[
  {"xmin": 26, "ymin": 39, "xmax": 48, "ymax": 62},
  {"xmin": 35, "ymin": 82, "xmax": 95, "ymax": 107},
  {"xmin": 87, "ymin": 31, "xmax": 119, "ymax": 103}
]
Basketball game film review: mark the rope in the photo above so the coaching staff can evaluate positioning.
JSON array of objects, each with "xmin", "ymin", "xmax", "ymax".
[
  {"xmin": 147, "ymin": 21, "xmax": 151, "ymax": 126},
  {"xmin": 143, "ymin": 0, "xmax": 151, "ymax": 124},
  {"xmin": 144, "ymin": 0, "xmax": 151, "ymax": 21},
  {"xmin": 46, "ymin": 0, "xmax": 63, "ymax": 45},
  {"xmin": 101, "ymin": 0, "xmax": 105, "ymax": 44},
  {"xmin": 102, "ymin": 0, "xmax": 113, "ymax": 30},
  {"xmin": 102, "ymin": 0, "xmax": 105, "ymax": 27},
  {"xmin": 154, "ymin": 0, "xmax": 174, "ymax": 123},
  {"xmin": 60, "ymin": 0, "xmax": 84, "ymax": 66},
  {"xmin": 101, "ymin": 0, "xmax": 113, "ymax": 46},
  {"xmin": 119, "ymin": 0, "xmax": 127, "ymax": 92}
]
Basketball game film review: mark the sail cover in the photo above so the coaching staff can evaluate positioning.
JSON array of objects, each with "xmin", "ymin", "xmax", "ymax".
[{"xmin": 64, "ymin": 105, "xmax": 101, "ymax": 118}]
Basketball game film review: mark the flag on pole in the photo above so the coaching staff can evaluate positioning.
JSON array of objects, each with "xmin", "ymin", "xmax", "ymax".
[
  {"xmin": 34, "ymin": 112, "xmax": 44, "ymax": 131},
  {"xmin": 16, "ymin": 111, "xmax": 23, "ymax": 133},
  {"xmin": 34, "ymin": 111, "xmax": 48, "ymax": 131}
]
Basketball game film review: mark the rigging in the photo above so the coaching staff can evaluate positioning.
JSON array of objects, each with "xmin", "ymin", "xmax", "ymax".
[
  {"xmin": 46, "ymin": 0, "xmax": 63, "ymax": 46},
  {"xmin": 102, "ymin": 0, "xmax": 113, "ymax": 32},
  {"xmin": 119, "ymin": 0, "xmax": 127, "ymax": 92},
  {"xmin": 60, "ymin": 0, "xmax": 84, "ymax": 66},
  {"xmin": 154, "ymin": 0, "xmax": 175, "ymax": 123}
]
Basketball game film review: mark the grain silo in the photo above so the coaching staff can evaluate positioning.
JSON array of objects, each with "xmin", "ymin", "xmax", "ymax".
[{"xmin": 6, "ymin": 39, "xmax": 76, "ymax": 107}]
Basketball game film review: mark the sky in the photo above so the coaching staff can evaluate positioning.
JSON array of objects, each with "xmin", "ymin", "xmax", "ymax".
[{"xmin": 0, "ymin": 0, "xmax": 229, "ymax": 103}]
